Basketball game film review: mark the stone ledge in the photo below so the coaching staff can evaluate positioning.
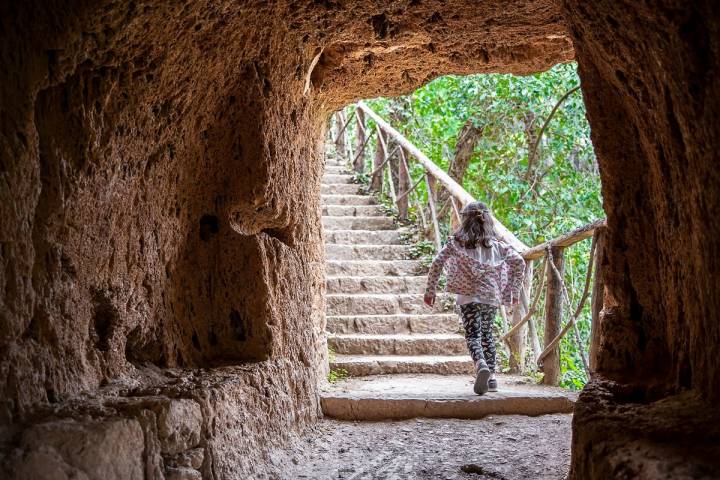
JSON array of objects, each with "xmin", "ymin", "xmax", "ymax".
[
  {"xmin": 1, "ymin": 362, "xmax": 320, "ymax": 480},
  {"xmin": 322, "ymin": 374, "xmax": 576, "ymax": 420}
]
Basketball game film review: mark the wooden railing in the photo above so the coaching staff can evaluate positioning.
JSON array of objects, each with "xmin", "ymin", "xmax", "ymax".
[{"xmin": 329, "ymin": 104, "xmax": 607, "ymax": 385}]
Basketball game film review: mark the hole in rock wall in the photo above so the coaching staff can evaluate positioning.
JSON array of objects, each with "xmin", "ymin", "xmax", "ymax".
[
  {"xmin": 199, "ymin": 214, "xmax": 220, "ymax": 241},
  {"xmin": 125, "ymin": 324, "xmax": 164, "ymax": 366},
  {"xmin": 229, "ymin": 309, "xmax": 248, "ymax": 342},
  {"xmin": 90, "ymin": 290, "xmax": 118, "ymax": 353}
]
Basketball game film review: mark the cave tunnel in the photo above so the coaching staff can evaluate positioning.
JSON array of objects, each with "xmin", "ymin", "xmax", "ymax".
[{"xmin": 0, "ymin": 0, "xmax": 718, "ymax": 478}]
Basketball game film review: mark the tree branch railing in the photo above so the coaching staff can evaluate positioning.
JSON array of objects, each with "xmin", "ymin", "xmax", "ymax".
[{"xmin": 328, "ymin": 103, "xmax": 607, "ymax": 386}]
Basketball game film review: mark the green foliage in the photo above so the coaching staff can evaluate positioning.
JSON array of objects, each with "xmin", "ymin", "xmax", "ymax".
[
  {"xmin": 327, "ymin": 368, "xmax": 348, "ymax": 383},
  {"xmin": 352, "ymin": 171, "xmax": 370, "ymax": 185},
  {"xmin": 341, "ymin": 62, "xmax": 602, "ymax": 391},
  {"xmin": 326, "ymin": 346, "xmax": 348, "ymax": 383},
  {"xmin": 407, "ymin": 240, "xmax": 436, "ymax": 259}
]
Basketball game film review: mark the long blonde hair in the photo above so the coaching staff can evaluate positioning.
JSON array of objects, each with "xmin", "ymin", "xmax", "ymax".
[{"xmin": 452, "ymin": 201, "xmax": 497, "ymax": 249}]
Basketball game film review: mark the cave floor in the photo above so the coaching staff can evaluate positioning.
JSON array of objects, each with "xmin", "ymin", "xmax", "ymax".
[{"xmin": 269, "ymin": 414, "xmax": 572, "ymax": 480}]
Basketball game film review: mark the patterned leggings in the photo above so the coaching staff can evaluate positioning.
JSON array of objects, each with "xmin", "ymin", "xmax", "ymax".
[{"xmin": 459, "ymin": 302, "xmax": 498, "ymax": 373}]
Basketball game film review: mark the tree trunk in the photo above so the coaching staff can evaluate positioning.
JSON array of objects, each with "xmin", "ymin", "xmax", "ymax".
[
  {"xmin": 589, "ymin": 227, "xmax": 607, "ymax": 373},
  {"xmin": 524, "ymin": 85, "xmax": 581, "ymax": 182},
  {"xmin": 354, "ymin": 108, "xmax": 366, "ymax": 173},
  {"xmin": 542, "ymin": 246, "xmax": 565, "ymax": 385},
  {"xmin": 370, "ymin": 129, "xmax": 386, "ymax": 192},
  {"xmin": 437, "ymin": 119, "xmax": 483, "ymax": 218},
  {"xmin": 523, "ymin": 111, "xmax": 539, "ymax": 181}
]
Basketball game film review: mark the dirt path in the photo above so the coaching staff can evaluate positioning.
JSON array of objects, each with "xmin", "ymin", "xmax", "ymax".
[{"xmin": 268, "ymin": 414, "xmax": 571, "ymax": 479}]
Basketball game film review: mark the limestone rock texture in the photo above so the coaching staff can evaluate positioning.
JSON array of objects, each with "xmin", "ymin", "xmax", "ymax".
[
  {"xmin": 2, "ymin": 0, "xmax": 717, "ymax": 477},
  {"xmin": 562, "ymin": 0, "xmax": 720, "ymax": 477},
  {"xmin": 0, "ymin": 1, "xmax": 572, "ymax": 478}
]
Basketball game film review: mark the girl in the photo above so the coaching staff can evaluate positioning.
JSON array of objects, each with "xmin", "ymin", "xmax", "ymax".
[{"xmin": 424, "ymin": 201, "xmax": 525, "ymax": 395}]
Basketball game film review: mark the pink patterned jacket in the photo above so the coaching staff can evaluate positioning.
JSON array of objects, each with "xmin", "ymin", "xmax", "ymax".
[{"xmin": 425, "ymin": 237, "xmax": 525, "ymax": 306}]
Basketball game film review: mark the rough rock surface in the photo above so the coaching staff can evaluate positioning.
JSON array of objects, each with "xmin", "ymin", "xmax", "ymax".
[
  {"xmin": 1, "ymin": 0, "xmax": 718, "ymax": 478},
  {"xmin": 2, "ymin": 365, "xmax": 320, "ymax": 478},
  {"xmin": 562, "ymin": 1, "xmax": 720, "ymax": 476},
  {"xmin": 570, "ymin": 379, "xmax": 720, "ymax": 479},
  {"xmin": 0, "ymin": 1, "xmax": 571, "ymax": 477}
]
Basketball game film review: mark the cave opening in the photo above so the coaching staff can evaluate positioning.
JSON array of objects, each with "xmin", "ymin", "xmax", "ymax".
[
  {"xmin": 317, "ymin": 62, "xmax": 604, "ymax": 477},
  {"xmin": 1, "ymin": 1, "xmax": 719, "ymax": 478},
  {"xmin": 322, "ymin": 61, "xmax": 604, "ymax": 381}
]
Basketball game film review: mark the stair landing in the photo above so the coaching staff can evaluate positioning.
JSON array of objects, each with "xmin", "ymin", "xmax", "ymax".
[{"xmin": 321, "ymin": 374, "xmax": 577, "ymax": 420}]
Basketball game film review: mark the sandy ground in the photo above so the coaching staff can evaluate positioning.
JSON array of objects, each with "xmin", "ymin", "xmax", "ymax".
[{"xmin": 267, "ymin": 414, "xmax": 571, "ymax": 480}]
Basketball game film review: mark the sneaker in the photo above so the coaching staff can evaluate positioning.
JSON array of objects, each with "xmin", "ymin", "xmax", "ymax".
[
  {"xmin": 488, "ymin": 378, "xmax": 498, "ymax": 392},
  {"xmin": 474, "ymin": 366, "xmax": 491, "ymax": 395}
]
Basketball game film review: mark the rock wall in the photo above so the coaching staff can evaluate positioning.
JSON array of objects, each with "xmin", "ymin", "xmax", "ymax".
[
  {"xmin": 562, "ymin": 0, "xmax": 720, "ymax": 477},
  {"xmin": 0, "ymin": 1, "xmax": 571, "ymax": 478},
  {"xmin": 6, "ymin": 0, "xmax": 716, "ymax": 477}
]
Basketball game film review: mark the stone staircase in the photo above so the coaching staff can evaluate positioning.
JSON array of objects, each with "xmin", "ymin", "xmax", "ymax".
[
  {"xmin": 320, "ymin": 149, "xmax": 576, "ymax": 420},
  {"xmin": 321, "ymin": 159, "xmax": 472, "ymax": 378}
]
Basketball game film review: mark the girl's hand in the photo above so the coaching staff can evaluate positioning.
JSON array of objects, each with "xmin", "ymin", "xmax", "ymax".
[{"xmin": 423, "ymin": 292, "xmax": 436, "ymax": 307}]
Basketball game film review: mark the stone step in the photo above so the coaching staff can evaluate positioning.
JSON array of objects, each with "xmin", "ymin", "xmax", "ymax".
[
  {"xmin": 324, "ymin": 230, "xmax": 403, "ymax": 245},
  {"xmin": 321, "ymin": 205, "xmax": 385, "ymax": 217},
  {"xmin": 321, "ymin": 184, "xmax": 362, "ymax": 195},
  {"xmin": 322, "ymin": 216, "xmax": 395, "ymax": 231},
  {"xmin": 325, "ymin": 244, "xmax": 411, "ymax": 261},
  {"xmin": 330, "ymin": 355, "xmax": 474, "ymax": 376},
  {"xmin": 326, "ymin": 260, "xmax": 424, "ymax": 276},
  {"xmin": 325, "ymin": 293, "xmax": 452, "ymax": 316},
  {"xmin": 326, "ymin": 313, "xmax": 461, "ymax": 335},
  {"xmin": 324, "ymin": 165, "xmax": 348, "ymax": 173},
  {"xmin": 327, "ymin": 313, "xmax": 458, "ymax": 335},
  {"xmin": 321, "ymin": 374, "xmax": 577, "ymax": 420},
  {"xmin": 328, "ymin": 333, "xmax": 466, "ymax": 355},
  {"xmin": 322, "ymin": 174, "xmax": 355, "ymax": 184},
  {"xmin": 321, "ymin": 194, "xmax": 377, "ymax": 206},
  {"xmin": 325, "ymin": 276, "xmax": 428, "ymax": 294},
  {"xmin": 326, "ymin": 314, "xmax": 459, "ymax": 335}
]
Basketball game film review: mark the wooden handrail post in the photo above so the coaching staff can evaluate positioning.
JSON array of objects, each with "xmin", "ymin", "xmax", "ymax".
[
  {"xmin": 354, "ymin": 108, "xmax": 366, "ymax": 173},
  {"xmin": 342, "ymin": 109, "xmax": 354, "ymax": 164},
  {"xmin": 336, "ymin": 108, "xmax": 356, "ymax": 140},
  {"xmin": 370, "ymin": 127, "xmax": 386, "ymax": 192},
  {"xmin": 542, "ymin": 246, "xmax": 565, "ymax": 385},
  {"xmin": 425, "ymin": 173, "xmax": 443, "ymax": 251},
  {"xmin": 506, "ymin": 262, "xmax": 533, "ymax": 373},
  {"xmin": 334, "ymin": 111, "xmax": 347, "ymax": 161},
  {"xmin": 449, "ymin": 197, "xmax": 462, "ymax": 231},
  {"xmin": 521, "ymin": 262, "xmax": 542, "ymax": 363},
  {"xmin": 386, "ymin": 144, "xmax": 398, "ymax": 205},
  {"xmin": 397, "ymin": 147, "xmax": 411, "ymax": 219},
  {"xmin": 589, "ymin": 227, "xmax": 607, "ymax": 373}
]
